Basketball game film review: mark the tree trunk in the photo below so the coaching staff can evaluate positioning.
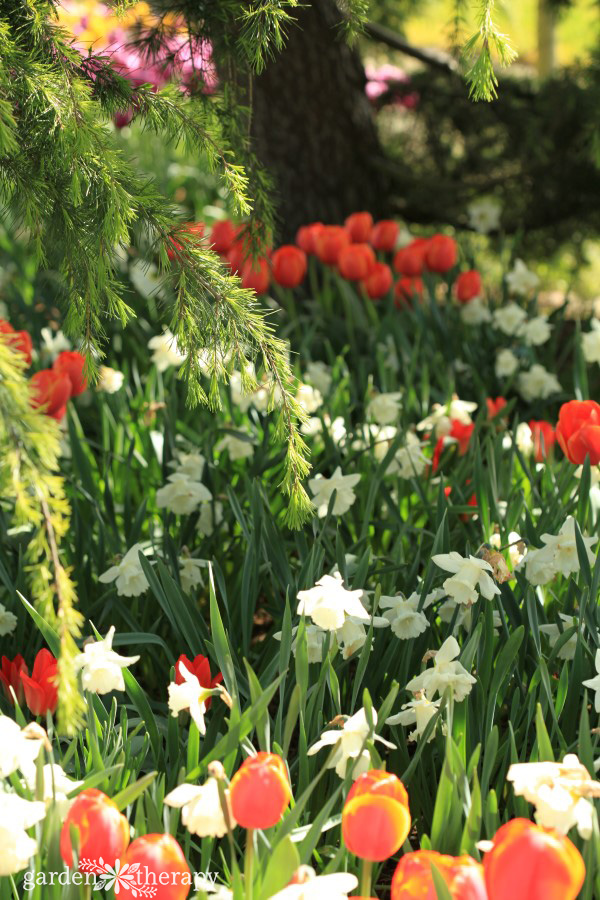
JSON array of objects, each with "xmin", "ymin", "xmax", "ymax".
[{"xmin": 250, "ymin": 0, "xmax": 391, "ymax": 241}]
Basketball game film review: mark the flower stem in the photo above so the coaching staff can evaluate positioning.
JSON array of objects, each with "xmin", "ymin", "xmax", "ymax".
[
  {"xmin": 244, "ymin": 828, "xmax": 255, "ymax": 898},
  {"xmin": 360, "ymin": 859, "xmax": 373, "ymax": 897}
]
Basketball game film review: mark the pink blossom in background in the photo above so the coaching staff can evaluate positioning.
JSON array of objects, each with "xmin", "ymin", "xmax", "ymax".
[{"xmin": 365, "ymin": 63, "xmax": 419, "ymax": 109}]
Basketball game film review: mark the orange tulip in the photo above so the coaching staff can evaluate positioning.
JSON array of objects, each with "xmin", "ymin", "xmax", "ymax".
[
  {"xmin": 362, "ymin": 262, "xmax": 393, "ymax": 299},
  {"xmin": 371, "ymin": 219, "xmax": 400, "ymax": 252},
  {"xmin": 123, "ymin": 834, "xmax": 191, "ymax": 900},
  {"xmin": 0, "ymin": 319, "xmax": 33, "ymax": 365},
  {"xmin": 455, "ymin": 270, "xmax": 482, "ymax": 304},
  {"xmin": 486, "ymin": 396, "xmax": 507, "ymax": 420},
  {"xmin": 53, "ymin": 351, "xmax": 88, "ymax": 396},
  {"xmin": 345, "ymin": 211, "xmax": 374, "ymax": 243},
  {"xmin": 230, "ymin": 752, "xmax": 291, "ymax": 829},
  {"xmin": 556, "ymin": 399, "xmax": 600, "ymax": 466},
  {"xmin": 394, "ymin": 276, "xmax": 424, "ymax": 307},
  {"xmin": 272, "ymin": 245, "xmax": 308, "ymax": 288},
  {"xmin": 60, "ymin": 788, "xmax": 130, "ymax": 868},
  {"xmin": 425, "ymin": 235, "xmax": 457, "ymax": 274},
  {"xmin": 240, "ymin": 257, "xmax": 271, "ymax": 295},
  {"xmin": 391, "ymin": 849, "xmax": 487, "ymax": 899},
  {"xmin": 20, "ymin": 648, "xmax": 58, "ymax": 716},
  {"xmin": 338, "ymin": 243, "xmax": 376, "ymax": 281},
  {"xmin": 393, "ymin": 238, "xmax": 429, "ymax": 277},
  {"xmin": 296, "ymin": 222, "xmax": 324, "ymax": 255},
  {"xmin": 483, "ymin": 818, "xmax": 585, "ymax": 900},
  {"xmin": 529, "ymin": 419, "xmax": 556, "ymax": 461},
  {"xmin": 342, "ymin": 770, "xmax": 411, "ymax": 862},
  {"xmin": 210, "ymin": 219, "xmax": 239, "ymax": 254},
  {"xmin": 30, "ymin": 369, "xmax": 72, "ymax": 420}
]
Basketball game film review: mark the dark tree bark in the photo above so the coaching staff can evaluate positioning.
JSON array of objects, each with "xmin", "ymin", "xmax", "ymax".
[{"xmin": 250, "ymin": 0, "xmax": 391, "ymax": 241}]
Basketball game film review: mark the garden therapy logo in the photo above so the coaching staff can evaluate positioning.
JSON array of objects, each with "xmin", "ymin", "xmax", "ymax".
[{"xmin": 80, "ymin": 858, "xmax": 157, "ymax": 897}]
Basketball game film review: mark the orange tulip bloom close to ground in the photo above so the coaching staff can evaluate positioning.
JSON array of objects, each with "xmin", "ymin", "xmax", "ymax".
[
  {"xmin": 391, "ymin": 849, "xmax": 487, "ymax": 899},
  {"xmin": 123, "ymin": 834, "xmax": 191, "ymax": 900},
  {"xmin": 60, "ymin": 788, "xmax": 130, "ymax": 868},
  {"xmin": 230, "ymin": 751, "xmax": 292, "ymax": 829},
  {"xmin": 342, "ymin": 770, "xmax": 411, "ymax": 862}
]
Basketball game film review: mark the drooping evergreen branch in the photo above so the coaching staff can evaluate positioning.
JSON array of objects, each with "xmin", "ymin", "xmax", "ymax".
[{"xmin": 462, "ymin": 0, "xmax": 518, "ymax": 101}]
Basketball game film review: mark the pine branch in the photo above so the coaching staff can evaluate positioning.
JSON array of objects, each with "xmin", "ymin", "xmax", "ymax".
[{"xmin": 462, "ymin": 0, "xmax": 517, "ymax": 101}]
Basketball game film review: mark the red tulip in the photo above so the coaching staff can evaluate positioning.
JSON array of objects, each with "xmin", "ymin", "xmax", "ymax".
[
  {"xmin": 394, "ymin": 277, "xmax": 424, "ymax": 307},
  {"xmin": 241, "ymin": 257, "xmax": 270, "ymax": 295},
  {"xmin": 230, "ymin": 752, "xmax": 291, "ymax": 829},
  {"xmin": 210, "ymin": 219, "xmax": 239, "ymax": 254},
  {"xmin": 296, "ymin": 222, "xmax": 324, "ymax": 256},
  {"xmin": 166, "ymin": 222, "xmax": 205, "ymax": 261},
  {"xmin": 30, "ymin": 369, "xmax": 72, "ymax": 420},
  {"xmin": 0, "ymin": 320, "xmax": 33, "ymax": 365},
  {"xmin": 451, "ymin": 420, "xmax": 474, "ymax": 455},
  {"xmin": 391, "ymin": 849, "xmax": 487, "ymax": 899},
  {"xmin": 175, "ymin": 654, "xmax": 223, "ymax": 710},
  {"xmin": 486, "ymin": 397, "xmax": 507, "ymax": 419},
  {"xmin": 315, "ymin": 226, "xmax": 351, "ymax": 265},
  {"xmin": 60, "ymin": 788, "xmax": 130, "ymax": 868},
  {"xmin": 426, "ymin": 235, "xmax": 458, "ymax": 274},
  {"xmin": 20, "ymin": 648, "xmax": 58, "ymax": 716},
  {"xmin": 529, "ymin": 420, "xmax": 556, "ymax": 462},
  {"xmin": 455, "ymin": 270, "xmax": 482, "ymax": 304},
  {"xmin": 122, "ymin": 834, "xmax": 191, "ymax": 900},
  {"xmin": 371, "ymin": 220, "xmax": 400, "ymax": 252},
  {"xmin": 484, "ymin": 818, "xmax": 585, "ymax": 900},
  {"xmin": 0, "ymin": 654, "xmax": 27, "ymax": 706},
  {"xmin": 272, "ymin": 245, "xmax": 308, "ymax": 288},
  {"xmin": 393, "ymin": 238, "xmax": 430, "ymax": 277},
  {"xmin": 556, "ymin": 400, "xmax": 600, "ymax": 466},
  {"xmin": 342, "ymin": 770, "xmax": 411, "ymax": 862},
  {"xmin": 53, "ymin": 351, "xmax": 87, "ymax": 396},
  {"xmin": 362, "ymin": 262, "xmax": 393, "ymax": 299},
  {"xmin": 338, "ymin": 243, "xmax": 376, "ymax": 281},
  {"xmin": 345, "ymin": 211, "xmax": 374, "ymax": 243}
]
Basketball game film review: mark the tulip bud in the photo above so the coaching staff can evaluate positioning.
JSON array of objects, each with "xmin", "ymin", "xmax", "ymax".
[
  {"xmin": 123, "ymin": 834, "xmax": 191, "ymax": 900},
  {"xmin": 393, "ymin": 238, "xmax": 429, "ymax": 277},
  {"xmin": 345, "ymin": 211, "xmax": 374, "ymax": 243},
  {"xmin": 30, "ymin": 369, "xmax": 72, "ymax": 420},
  {"xmin": 315, "ymin": 226, "xmax": 351, "ymax": 265},
  {"xmin": 342, "ymin": 770, "xmax": 411, "ymax": 862},
  {"xmin": 60, "ymin": 789, "xmax": 130, "ymax": 868},
  {"xmin": 371, "ymin": 220, "xmax": 400, "ymax": 252},
  {"xmin": 338, "ymin": 244, "xmax": 376, "ymax": 281},
  {"xmin": 296, "ymin": 222, "xmax": 324, "ymax": 255},
  {"xmin": 210, "ymin": 219, "xmax": 239, "ymax": 254},
  {"xmin": 394, "ymin": 277, "xmax": 424, "ymax": 308},
  {"xmin": 483, "ymin": 818, "xmax": 585, "ymax": 900},
  {"xmin": 230, "ymin": 752, "xmax": 291, "ymax": 829},
  {"xmin": 425, "ymin": 235, "xmax": 458, "ymax": 274},
  {"xmin": 20, "ymin": 648, "xmax": 58, "ymax": 716},
  {"xmin": 362, "ymin": 262, "xmax": 393, "ymax": 299},
  {"xmin": 272, "ymin": 245, "xmax": 308, "ymax": 288},
  {"xmin": 455, "ymin": 270, "xmax": 482, "ymax": 304},
  {"xmin": 53, "ymin": 351, "xmax": 88, "ymax": 396},
  {"xmin": 241, "ymin": 257, "xmax": 270, "ymax": 295},
  {"xmin": 556, "ymin": 399, "xmax": 600, "ymax": 466}
]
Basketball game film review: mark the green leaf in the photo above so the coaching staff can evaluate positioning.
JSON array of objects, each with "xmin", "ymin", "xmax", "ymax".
[{"xmin": 259, "ymin": 836, "xmax": 300, "ymax": 899}]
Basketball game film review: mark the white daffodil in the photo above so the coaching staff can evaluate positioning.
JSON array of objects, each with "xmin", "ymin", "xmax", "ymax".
[
  {"xmin": 438, "ymin": 598, "xmax": 501, "ymax": 634},
  {"xmin": 22, "ymin": 763, "xmax": 83, "ymax": 815},
  {"xmin": 39, "ymin": 327, "xmax": 72, "ymax": 362},
  {"xmin": 583, "ymin": 649, "xmax": 600, "ymax": 713},
  {"xmin": 513, "ymin": 421, "xmax": 534, "ymax": 454},
  {"xmin": 492, "ymin": 301, "xmax": 528, "ymax": 336},
  {"xmin": 522, "ymin": 516, "xmax": 597, "ymax": 585},
  {"xmin": 297, "ymin": 573, "xmax": 370, "ymax": 631},
  {"xmin": 432, "ymin": 552, "xmax": 501, "ymax": 607},
  {"xmin": 0, "ymin": 792, "xmax": 47, "ymax": 875},
  {"xmin": 539, "ymin": 614, "xmax": 579, "ymax": 661},
  {"xmin": 308, "ymin": 467, "xmax": 360, "ymax": 517},
  {"xmin": 391, "ymin": 434, "xmax": 429, "ymax": 479},
  {"xmin": 167, "ymin": 662, "xmax": 212, "ymax": 734},
  {"xmin": 274, "ymin": 624, "xmax": 329, "ymax": 664},
  {"xmin": 505, "ymin": 259, "xmax": 540, "ymax": 295},
  {"xmin": 168, "ymin": 450, "xmax": 206, "ymax": 480},
  {"xmin": 164, "ymin": 778, "xmax": 234, "ymax": 837},
  {"xmin": 495, "ymin": 348, "xmax": 520, "ymax": 379},
  {"xmin": 468, "ymin": 197, "xmax": 501, "ymax": 234},
  {"xmin": 214, "ymin": 430, "xmax": 255, "ymax": 461},
  {"xmin": 98, "ymin": 543, "xmax": 151, "ymax": 597},
  {"xmin": 148, "ymin": 330, "xmax": 186, "ymax": 372},
  {"xmin": 520, "ymin": 315, "xmax": 552, "ymax": 346},
  {"xmin": 156, "ymin": 472, "xmax": 212, "ymax": 516},
  {"xmin": 0, "ymin": 603, "xmax": 17, "ymax": 636},
  {"xmin": 488, "ymin": 531, "xmax": 526, "ymax": 569},
  {"xmin": 296, "ymin": 382, "xmax": 323, "ymax": 414},
  {"xmin": 386, "ymin": 694, "xmax": 441, "ymax": 742},
  {"xmin": 417, "ymin": 396, "xmax": 477, "ymax": 436},
  {"xmin": 517, "ymin": 364, "xmax": 561, "ymax": 402},
  {"xmin": 305, "ymin": 361, "xmax": 333, "ymax": 396},
  {"xmin": 197, "ymin": 501, "xmax": 224, "ymax": 536},
  {"xmin": 307, "ymin": 707, "xmax": 394, "ymax": 779},
  {"xmin": 179, "ymin": 557, "xmax": 207, "ymax": 593},
  {"xmin": 379, "ymin": 592, "xmax": 431, "ymax": 640},
  {"xmin": 353, "ymin": 424, "xmax": 397, "ymax": 462},
  {"xmin": 406, "ymin": 636, "xmax": 477, "ymax": 702},
  {"xmin": 97, "ymin": 365, "xmax": 124, "ymax": 393},
  {"xmin": 0, "ymin": 718, "xmax": 44, "ymax": 777},
  {"xmin": 367, "ymin": 391, "xmax": 403, "ymax": 425},
  {"xmin": 582, "ymin": 319, "xmax": 600, "ymax": 365},
  {"xmin": 74, "ymin": 627, "xmax": 139, "ymax": 694},
  {"xmin": 302, "ymin": 415, "xmax": 347, "ymax": 446},
  {"xmin": 507, "ymin": 754, "xmax": 600, "ymax": 840},
  {"xmin": 335, "ymin": 615, "xmax": 389, "ymax": 660},
  {"xmin": 269, "ymin": 868, "xmax": 359, "ymax": 900},
  {"xmin": 461, "ymin": 296, "xmax": 492, "ymax": 325}
]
